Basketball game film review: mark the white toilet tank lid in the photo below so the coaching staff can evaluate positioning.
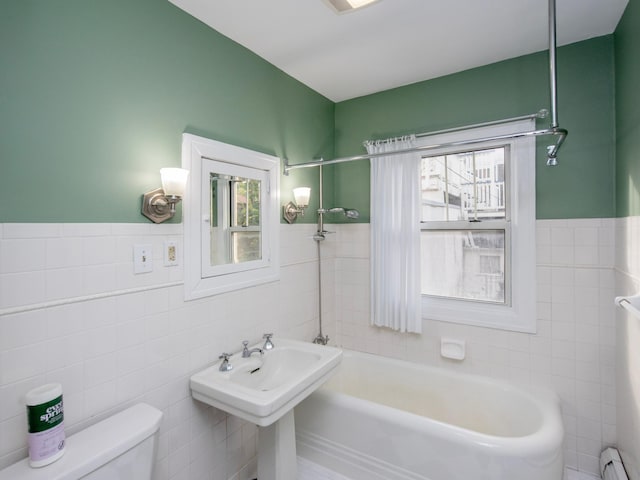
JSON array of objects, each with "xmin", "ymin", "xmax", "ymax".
[{"xmin": 0, "ymin": 403, "xmax": 162, "ymax": 480}]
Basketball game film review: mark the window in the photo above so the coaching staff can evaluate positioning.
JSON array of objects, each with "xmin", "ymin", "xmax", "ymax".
[{"xmin": 419, "ymin": 120, "xmax": 536, "ymax": 333}]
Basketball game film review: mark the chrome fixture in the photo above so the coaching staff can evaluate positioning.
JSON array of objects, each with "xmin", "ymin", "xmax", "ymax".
[
  {"xmin": 284, "ymin": 0, "xmax": 568, "ymax": 172},
  {"xmin": 324, "ymin": 207, "xmax": 360, "ymax": 219},
  {"xmin": 242, "ymin": 341, "xmax": 263, "ymax": 358},
  {"xmin": 218, "ymin": 352, "xmax": 233, "ymax": 372},
  {"xmin": 142, "ymin": 168, "xmax": 189, "ymax": 223},
  {"xmin": 283, "ymin": 187, "xmax": 311, "ymax": 223},
  {"xmin": 263, "ymin": 333, "xmax": 275, "ymax": 350},
  {"xmin": 310, "ymin": 167, "xmax": 360, "ymax": 346}
]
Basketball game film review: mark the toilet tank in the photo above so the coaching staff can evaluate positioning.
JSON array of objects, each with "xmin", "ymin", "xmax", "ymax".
[{"xmin": 0, "ymin": 403, "xmax": 163, "ymax": 480}]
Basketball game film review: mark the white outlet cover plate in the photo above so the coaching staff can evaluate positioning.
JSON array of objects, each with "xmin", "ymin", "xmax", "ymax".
[{"xmin": 164, "ymin": 240, "xmax": 178, "ymax": 266}]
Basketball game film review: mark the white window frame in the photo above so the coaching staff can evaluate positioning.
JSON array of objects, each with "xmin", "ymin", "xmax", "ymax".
[
  {"xmin": 182, "ymin": 134, "xmax": 280, "ymax": 300},
  {"xmin": 420, "ymin": 119, "xmax": 536, "ymax": 333}
]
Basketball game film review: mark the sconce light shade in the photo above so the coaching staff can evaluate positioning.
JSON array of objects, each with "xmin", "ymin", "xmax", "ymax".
[
  {"xmin": 283, "ymin": 186, "xmax": 311, "ymax": 224},
  {"xmin": 160, "ymin": 168, "xmax": 189, "ymax": 197},
  {"xmin": 293, "ymin": 187, "xmax": 311, "ymax": 208},
  {"xmin": 142, "ymin": 168, "xmax": 189, "ymax": 223}
]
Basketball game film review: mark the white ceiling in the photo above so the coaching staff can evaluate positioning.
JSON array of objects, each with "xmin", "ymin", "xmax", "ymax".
[{"xmin": 168, "ymin": 0, "xmax": 628, "ymax": 102}]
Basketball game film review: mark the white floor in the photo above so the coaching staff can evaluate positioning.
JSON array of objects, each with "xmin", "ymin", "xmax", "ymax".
[{"xmin": 297, "ymin": 457, "xmax": 600, "ymax": 480}]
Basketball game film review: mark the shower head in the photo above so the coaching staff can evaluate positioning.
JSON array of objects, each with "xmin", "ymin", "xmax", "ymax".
[
  {"xmin": 345, "ymin": 209, "xmax": 360, "ymax": 219},
  {"xmin": 327, "ymin": 207, "xmax": 360, "ymax": 219}
]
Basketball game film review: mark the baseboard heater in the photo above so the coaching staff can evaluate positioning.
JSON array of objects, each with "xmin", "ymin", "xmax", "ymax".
[{"xmin": 601, "ymin": 448, "xmax": 629, "ymax": 480}]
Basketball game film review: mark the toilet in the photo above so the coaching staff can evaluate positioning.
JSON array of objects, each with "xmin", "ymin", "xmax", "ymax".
[{"xmin": 0, "ymin": 403, "xmax": 162, "ymax": 480}]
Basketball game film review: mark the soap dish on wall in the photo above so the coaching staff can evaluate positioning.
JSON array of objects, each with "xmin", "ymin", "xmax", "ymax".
[{"xmin": 440, "ymin": 338, "xmax": 466, "ymax": 361}]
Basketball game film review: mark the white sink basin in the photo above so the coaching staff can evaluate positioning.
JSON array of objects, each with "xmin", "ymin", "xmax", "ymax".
[{"xmin": 190, "ymin": 338, "xmax": 342, "ymax": 426}]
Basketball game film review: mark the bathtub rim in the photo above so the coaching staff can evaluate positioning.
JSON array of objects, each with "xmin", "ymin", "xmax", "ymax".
[{"xmin": 311, "ymin": 348, "xmax": 565, "ymax": 455}]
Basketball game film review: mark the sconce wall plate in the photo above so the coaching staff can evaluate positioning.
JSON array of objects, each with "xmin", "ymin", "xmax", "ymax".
[
  {"xmin": 142, "ymin": 187, "xmax": 174, "ymax": 223},
  {"xmin": 283, "ymin": 201, "xmax": 300, "ymax": 224}
]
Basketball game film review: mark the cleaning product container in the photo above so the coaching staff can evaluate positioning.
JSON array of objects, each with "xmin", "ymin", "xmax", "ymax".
[{"xmin": 25, "ymin": 383, "xmax": 65, "ymax": 467}]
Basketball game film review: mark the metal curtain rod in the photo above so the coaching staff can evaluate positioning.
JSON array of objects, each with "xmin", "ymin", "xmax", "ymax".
[
  {"xmin": 283, "ymin": 0, "xmax": 567, "ymax": 175},
  {"xmin": 413, "ymin": 110, "xmax": 548, "ymax": 141},
  {"xmin": 283, "ymin": 126, "xmax": 567, "ymax": 172}
]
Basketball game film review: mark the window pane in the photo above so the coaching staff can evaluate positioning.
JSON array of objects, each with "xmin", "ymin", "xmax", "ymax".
[
  {"xmin": 421, "ymin": 229, "xmax": 505, "ymax": 303},
  {"xmin": 233, "ymin": 179, "xmax": 261, "ymax": 227},
  {"xmin": 232, "ymin": 231, "xmax": 261, "ymax": 263},
  {"xmin": 421, "ymin": 147, "xmax": 506, "ymax": 222}
]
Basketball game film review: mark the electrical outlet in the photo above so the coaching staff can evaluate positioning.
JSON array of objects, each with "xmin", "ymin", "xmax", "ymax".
[
  {"xmin": 133, "ymin": 244, "xmax": 153, "ymax": 274},
  {"xmin": 164, "ymin": 240, "xmax": 178, "ymax": 266}
]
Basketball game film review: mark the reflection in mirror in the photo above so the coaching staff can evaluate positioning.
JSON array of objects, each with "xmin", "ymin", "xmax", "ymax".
[{"xmin": 210, "ymin": 174, "xmax": 262, "ymax": 266}]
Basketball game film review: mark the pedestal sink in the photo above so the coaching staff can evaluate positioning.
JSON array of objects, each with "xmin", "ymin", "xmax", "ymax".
[{"xmin": 190, "ymin": 338, "xmax": 342, "ymax": 480}]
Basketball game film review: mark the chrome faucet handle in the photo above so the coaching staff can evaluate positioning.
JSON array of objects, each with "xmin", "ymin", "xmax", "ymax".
[
  {"xmin": 218, "ymin": 353, "xmax": 233, "ymax": 372},
  {"xmin": 262, "ymin": 333, "xmax": 274, "ymax": 350}
]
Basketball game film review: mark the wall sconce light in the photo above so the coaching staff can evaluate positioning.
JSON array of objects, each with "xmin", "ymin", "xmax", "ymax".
[
  {"xmin": 142, "ymin": 168, "xmax": 189, "ymax": 223},
  {"xmin": 283, "ymin": 187, "xmax": 311, "ymax": 223}
]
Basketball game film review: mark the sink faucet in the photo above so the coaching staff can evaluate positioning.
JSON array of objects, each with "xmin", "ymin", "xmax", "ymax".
[
  {"xmin": 218, "ymin": 353, "xmax": 233, "ymax": 372},
  {"xmin": 242, "ymin": 340, "xmax": 263, "ymax": 358},
  {"xmin": 263, "ymin": 333, "xmax": 274, "ymax": 350}
]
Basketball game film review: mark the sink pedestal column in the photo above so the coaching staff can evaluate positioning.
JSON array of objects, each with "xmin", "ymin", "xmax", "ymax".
[{"xmin": 257, "ymin": 410, "xmax": 297, "ymax": 480}]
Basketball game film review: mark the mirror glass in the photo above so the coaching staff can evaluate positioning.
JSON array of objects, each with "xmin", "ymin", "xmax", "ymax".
[{"xmin": 209, "ymin": 173, "xmax": 262, "ymax": 266}]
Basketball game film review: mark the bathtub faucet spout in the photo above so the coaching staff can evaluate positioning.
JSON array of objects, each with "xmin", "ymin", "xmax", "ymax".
[{"xmin": 312, "ymin": 333, "xmax": 329, "ymax": 345}]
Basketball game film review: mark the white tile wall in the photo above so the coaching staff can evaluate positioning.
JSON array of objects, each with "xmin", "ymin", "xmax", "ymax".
[
  {"xmin": 614, "ymin": 216, "xmax": 640, "ymax": 480},
  {"xmin": 0, "ymin": 223, "xmax": 323, "ymax": 480},
  {"xmin": 331, "ymin": 219, "xmax": 616, "ymax": 477},
  {"xmin": 0, "ymin": 219, "xmax": 618, "ymax": 479}
]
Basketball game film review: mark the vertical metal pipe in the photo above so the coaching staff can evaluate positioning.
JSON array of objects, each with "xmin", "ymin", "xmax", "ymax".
[
  {"xmin": 318, "ymin": 165, "xmax": 324, "ymax": 234},
  {"xmin": 316, "ymin": 240, "xmax": 324, "ymax": 339},
  {"xmin": 549, "ymin": 0, "xmax": 559, "ymax": 128}
]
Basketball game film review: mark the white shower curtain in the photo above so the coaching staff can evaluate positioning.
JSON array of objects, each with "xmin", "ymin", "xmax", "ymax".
[{"xmin": 367, "ymin": 136, "xmax": 422, "ymax": 334}]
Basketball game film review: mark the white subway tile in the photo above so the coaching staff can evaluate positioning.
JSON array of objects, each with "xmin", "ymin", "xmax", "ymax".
[
  {"xmin": 61, "ymin": 223, "xmax": 112, "ymax": 237},
  {"xmin": 46, "ymin": 237, "xmax": 83, "ymax": 269},
  {"xmin": 551, "ymin": 227, "xmax": 574, "ymax": 246},
  {"xmin": 82, "ymin": 264, "xmax": 117, "ymax": 295},
  {"xmin": 0, "ymin": 374, "xmax": 46, "ymax": 421},
  {"xmin": 84, "ymin": 352, "xmax": 118, "ymax": 388},
  {"xmin": 0, "ymin": 414, "xmax": 27, "ymax": 456},
  {"xmin": 2, "ymin": 224, "xmax": 61, "ymax": 239},
  {"xmin": 0, "ymin": 271, "xmax": 47, "ymax": 309},
  {"xmin": 83, "ymin": 381, "xmax": 117, "ymax": 418},
  {"xmin": 0, "ymin": 310, "xmax": 47, "ymax": 350},
  {"xmin": 0, "ymin": 239, "xmax": 47, "ymax": 274},
  {"xmin": 43, "ymin": 333, "xmax": 85, "ymax": 371},
  {"xmin": 45, "ymin": 267, "xmax": 84, "ymax": 301},
  {"xmin": 0, "ymin": 342, "xmax": 48, "ymax": 384}
]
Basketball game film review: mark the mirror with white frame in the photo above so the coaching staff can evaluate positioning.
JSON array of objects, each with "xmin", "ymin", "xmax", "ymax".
[{"xmin": 182, "ymin": 133, "xmax": 280, "ymax": 300}]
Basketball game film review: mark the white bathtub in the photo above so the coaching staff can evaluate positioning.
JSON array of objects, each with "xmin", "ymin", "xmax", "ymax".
[{"xmin": 295, "ymin": 350, "xmax": 564, "ymax": 480}]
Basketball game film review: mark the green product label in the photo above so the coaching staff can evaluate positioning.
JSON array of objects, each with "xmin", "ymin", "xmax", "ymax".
[{"xmin": 27, "ymin": 396, "xmax": 64, "ymax": 433}]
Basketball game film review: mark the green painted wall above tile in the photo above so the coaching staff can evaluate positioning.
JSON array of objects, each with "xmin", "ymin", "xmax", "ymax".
[
  {"xmin": 615, "ymin": 0, "xmax": 640, "ymax": 217},
  {"xmin": 0, "ymin": 0, "xmax": 334, "ymax": 222},
  {"xmin": 332, "ymin": 36, "xmax": 616, "ymax": 220},
  {"xmin": 0, "ymin": 1, "xmax": 620, "ymax": 223}
]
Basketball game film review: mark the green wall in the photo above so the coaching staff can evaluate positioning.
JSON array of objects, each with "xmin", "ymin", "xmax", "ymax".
[
  {"xmin": 1, "ymin": 1, "xmax": 620, "ymax": 223},
  {"xmin": 333, "ymin": 36, "xmax": 616, "ymax": 220},
  {"xmin": 0, "ymin": 0, "xmax": 334, "ymax": 223},
  {"xmin": 615, "ymin": 0, "xmax": 640, "ymax": 217}
]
